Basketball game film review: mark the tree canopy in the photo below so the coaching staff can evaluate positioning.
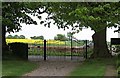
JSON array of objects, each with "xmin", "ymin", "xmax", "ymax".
[
  {"xmin": 2, "ymin": 2, "xmax": 48, "ymax": 33},
  {"xmin": 46, "ymin": 2, "xmax": 120, "ymax": 32},
  {"xmin": 2, "ymin": 2, "xmax": 120, "ymax": 58},
  {"xmin": 45, "ymin": 2, "xmax": 120, "ymax": 58},
  {"xmin": 67, "ymin": 32, "xmax": 73, "ymax": 39},
  {"xmin": 3, "ymin": 2, "xmax": 120, "ymax": 33},
  {"xmin": 30, "ymin": 35, "xmax": 44, "ymax": 40},
  {"xmin": 6, "ymin": 35, "xmax": 26, "ymax": 39},
  {"xmin": 54, "ymin": 34, "xmax": 68, "ymax": 41}
]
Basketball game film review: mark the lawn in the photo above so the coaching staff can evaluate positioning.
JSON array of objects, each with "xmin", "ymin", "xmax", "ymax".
[
  {"xmin": 118, "ymin": 66, "xmax": 120, "ymax": 76},
  {"xmin": 117, "ymin": 54, "xmax": 120, "ymax": 77},
  {"xmin": 70, "ymin": 58, "xmax": 116, "ymax": 77},
  {"xmin": 2, "ymin": 60, "xmax": 38, "ymax": 78},
  {"xmin": 0, "ymin": 61, "xmax": 2, "ymax": 77}
]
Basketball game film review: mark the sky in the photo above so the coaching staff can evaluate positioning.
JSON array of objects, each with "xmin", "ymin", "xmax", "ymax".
[
  {"xmin": 6, "ymin": 13, "xmax": 119, "ymax": 42},
  {"xmin": 6, "ymin": 23, "xmax": 118, "ymax": 42}
]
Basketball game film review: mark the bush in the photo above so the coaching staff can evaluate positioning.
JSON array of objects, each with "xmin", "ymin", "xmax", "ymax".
[{"xmin": 8, "ymin": 42, "xmax": 28, "ymax": 60}]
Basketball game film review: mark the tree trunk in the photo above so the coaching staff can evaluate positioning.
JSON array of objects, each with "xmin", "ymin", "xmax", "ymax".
[
  {"xmin": 90, "ymin": 27, "xmax": 112, "ymax": 58},
  {"xmin": 2, "ymin": 25, "xmax": 8, "ymax": 54}
]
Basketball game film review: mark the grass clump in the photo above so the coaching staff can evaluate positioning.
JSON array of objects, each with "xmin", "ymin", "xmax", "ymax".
[{"xmin": 2, "ymin": 60, "xmax": 38, "ymax": 77}]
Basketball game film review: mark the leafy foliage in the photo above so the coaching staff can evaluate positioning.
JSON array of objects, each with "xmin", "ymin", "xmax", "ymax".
[
  {"xmin": 30, "ymin": 35, "xmax": 44, "ymax": 40},
  {"xmin": 2, "ymin": 2, "xmax": 49, "ymax": 33},
  {"xmin": 67, "ymin": 32, "xmax": 73, "ymax": 40},
  {"xmin": 3, "ymin": 2, "xmax": 119, "ymax": 33},
  {"xmin": 54, "ymin": 34, "xmax": 68, "ymax": 41},
  {"xmin": 6, "ymin": 35, "xmax": 26, "ymax": 39},
  {"xmin": 46, "ymin": 2, "xmax": 120, "ymax": 32},
  {"xmin": 2, "ymin": 2, "xmax": 120, "ymax": 32}
]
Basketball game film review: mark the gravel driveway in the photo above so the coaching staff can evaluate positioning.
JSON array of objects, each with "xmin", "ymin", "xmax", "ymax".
[{"xmin": 24, "ymin": 61, "xmax": 81, "ymax": 76}]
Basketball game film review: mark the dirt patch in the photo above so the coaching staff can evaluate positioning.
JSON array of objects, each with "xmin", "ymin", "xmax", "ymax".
[{"xmin": 24, "ymin": 61, "xmax": 81, "ymax": 76}]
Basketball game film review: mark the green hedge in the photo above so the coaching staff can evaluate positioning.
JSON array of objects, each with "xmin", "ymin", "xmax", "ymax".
[{"xmin": 8, "ymin": 42, "xmax": 28, "ymax": 60}]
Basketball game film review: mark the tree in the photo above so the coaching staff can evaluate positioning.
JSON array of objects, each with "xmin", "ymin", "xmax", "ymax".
[
  {"xmin": 3, "ymin": 2, "xmax": 120, "ymax": 58},
  {"xmin": 67, "ymin": 32, "xmax": 74, "ymax": 40},
  {"xmin": 45, "ymin": 2, "xmax": 120, "ymax": 58},
  {"xmin": 13, "ymin": 35, "xmax": 19, "ymax": 39},
  {"xmin": 2, "ymin": 2, "xmax": 48, "ymax": 52},
  {"xmin": 38, "ymin": 36, "xmax": 44, "ymax": 40},
  {"xmin": 6, "ymin": 35, "xmax": 25, "ymax": 39},
  {"xmin": 6, "ymin": 35, "xmax": 13, "ymax": 39},
  {"xmin": 54, "ymin": 34, "xmax": 67, "ymax": 41},
  {"xmin": 19, "ymin": 35, "xmax": 26, "ymax": 39},
  {"xmin": 30, "ymin": 36, "xmax": 44, "ymax": 40}
]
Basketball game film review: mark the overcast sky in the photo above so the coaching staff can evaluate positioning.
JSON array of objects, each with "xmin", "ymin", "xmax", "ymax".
[
  {"xmin": 6, "ymin": 23, "xmax": 118, "ymax": 42},
  {"xmin": 6, "ymin": 13, "xmax": 119, "ymax": 42}
]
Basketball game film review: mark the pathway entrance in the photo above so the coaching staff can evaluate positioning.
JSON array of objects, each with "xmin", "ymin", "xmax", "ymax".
[
  {"xmin": 23, "ymin": 61, "xmax": 118, "ymax": 77},
  {"xmin": 24, "ymin": 61, "xmax": 81, "ymax": 76}
]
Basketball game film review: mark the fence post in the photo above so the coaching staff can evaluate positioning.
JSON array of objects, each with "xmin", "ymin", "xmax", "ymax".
[
  {"xmin": 71, "ymin": 36, "xmax": 73, "ymax": 60},
  {"xmin": 44, "ymin": 40, "xmax": 46, "ymax": 61},
  {"xmin": 85, "ymin": 40, "xmax": 87, "ymax": 59}
]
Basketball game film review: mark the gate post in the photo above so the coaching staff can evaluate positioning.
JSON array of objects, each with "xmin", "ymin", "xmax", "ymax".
[{"xmin": 44, "ymin": 40, "xmax": 46, "ymax": 61}]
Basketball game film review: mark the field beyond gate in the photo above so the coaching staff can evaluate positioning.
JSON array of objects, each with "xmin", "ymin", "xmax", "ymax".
[
  {"xmin": 6, "ymin": 39, "xmax": 93, "ymax": 61},
  {"xmin": 28, "ymin": 40, "xmax": 92, "ymax": 61}
]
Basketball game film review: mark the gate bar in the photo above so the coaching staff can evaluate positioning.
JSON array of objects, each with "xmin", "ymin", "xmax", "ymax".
[{"xmin": 44, "ymin": 40, "xmax": 46, "ymax": 61}]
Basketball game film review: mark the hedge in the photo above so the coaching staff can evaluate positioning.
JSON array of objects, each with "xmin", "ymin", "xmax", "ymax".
[{"xmin": 8, "ymin": 42, "xmax": 28, "ymax": 60}]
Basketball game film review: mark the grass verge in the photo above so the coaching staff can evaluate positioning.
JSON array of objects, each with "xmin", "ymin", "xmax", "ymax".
[
  {"xmin": 2, "ymin": 60, "xmax": 38, "ymax": 78},
  {"xmin": 117, "ymin": 54, "xmax": 120, "ymax": 77},
  {"xmin": 118, "ymin": 66, "xmax": 120, "ymax": 76},
  {"xmin": 70, "ymin": 58, "xmax": 116, "ymax": 77}
]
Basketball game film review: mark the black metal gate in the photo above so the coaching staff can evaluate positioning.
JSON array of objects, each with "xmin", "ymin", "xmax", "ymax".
[{"xmin": 28, "ymin": 38, "xmax": 93, "ymax": 61}]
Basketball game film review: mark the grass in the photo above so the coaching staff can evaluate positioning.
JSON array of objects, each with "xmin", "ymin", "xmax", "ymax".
[
  {"xmin": 70, "ymin": 58, "xmax": 116, "ymax": 77},
  {"xmin": 117, "ymin": 54, "xmax": 120, "ymax": 77},
  {"xmin": 0, "ymin": 61, "xmax": 2, "ymax": 77},
  {"xmin": 2, "ymin": 60, "xmax": 38, "ymax": 78},
  {"xmin": 118, "ymin": 66, "xmax": 120, "ymax": 76},
  {"xmin": 28, "ymin": 49, "xmax": 84, "ymax": 56}
]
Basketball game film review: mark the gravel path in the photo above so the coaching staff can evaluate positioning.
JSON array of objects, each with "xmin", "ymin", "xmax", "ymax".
[{"xmin": 24, "ymin": 61, "xmax": 81, "ymax": 76}]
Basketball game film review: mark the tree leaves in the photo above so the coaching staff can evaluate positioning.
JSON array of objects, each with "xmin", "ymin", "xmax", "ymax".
[
  {"xmin": 47, "ymin": 2, "xmax": 119, "ymax": 32},
  {"xmin": 2, "ymin": 2, "xmax": 47, "ymax": 33},
  {"xmin": 3, "ymin": 2, "xmax": 120, "ymax": 33}
]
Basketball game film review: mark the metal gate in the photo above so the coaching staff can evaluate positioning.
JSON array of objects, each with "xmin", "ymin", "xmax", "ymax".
[{"xmin": 28, "ymin": 38, "xmax": 92, "ymax": 61}]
